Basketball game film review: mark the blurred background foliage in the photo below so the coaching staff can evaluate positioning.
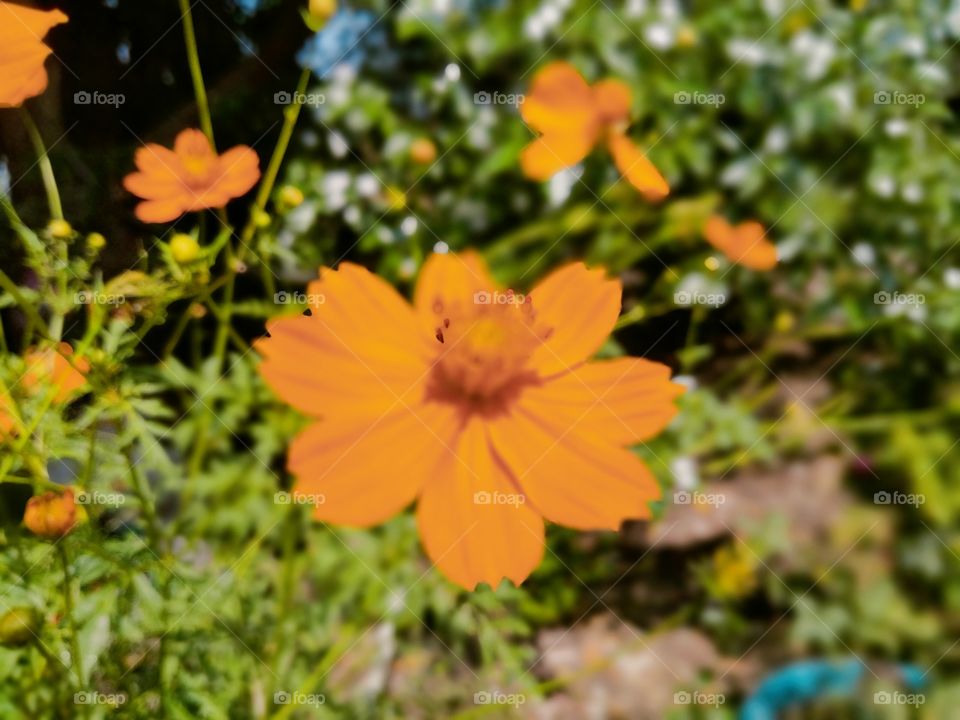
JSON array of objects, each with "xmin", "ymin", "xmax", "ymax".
[{"xmin": 1, "ymin": 0, "xmax": 960, "ymax": 717}]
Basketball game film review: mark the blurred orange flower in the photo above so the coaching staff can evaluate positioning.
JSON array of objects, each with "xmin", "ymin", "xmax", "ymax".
[
  {"xmin": 0, "ymin": 2, "xmax": 67, "ymax": 108},
  {"xmin": 257, "ymin": 252, "xmax": 684, "ymax": 589},
  {"xmin": 0, "ymin": 342, "xmax": 87, "ymax": 438},
  {"xmin": 24, "ymin": 342, "xmax": 89, "ymax": 402},
  {"xmin": 703, "ymin": 215, "xmax": 777, "ymax": 271},
  {"xmin": 23, "ymin": 488, "xmax": 80, "ymax": 539},
  {"xmin": 123, "ymin": 128, "xmax": 261, "ymax": 223},
  {"xmin": 520, "ymin": 61, "xmax": 669, "ymax": 201}
]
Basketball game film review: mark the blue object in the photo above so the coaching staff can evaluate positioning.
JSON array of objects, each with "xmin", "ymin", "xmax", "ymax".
[
  {"xmin": 235, "ymin": 0, "xmax": 263, "ymax": 16},
  {"xmin": 740, "ymin": 659, "xmax": 927, "ymax": 719},
  {"xmin": 296, "ymin": 8, "xmax": 386, "ymax": 79}
]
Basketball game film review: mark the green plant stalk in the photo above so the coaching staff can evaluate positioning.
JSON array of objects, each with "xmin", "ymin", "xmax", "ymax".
[
  {"xmin": 0, "ymin": 267, "xmax": 49, "ymax": 337},
  {"xmin": 18, "ymin": 108, "xmax": 63, "ymax": 221},
  {"xmin": 57, "ymin": 545, "xmax": 84, "ymax": 689},
  {"xmin": 269, "ymin": 506, "xmax": 302, "ymax": 679},
  {"xmin": 177, "ymin": 0, "xmax": 216, "ymax": 147},
  {"xmin": 188, "ymin": 68, "xmax": 312, "ymax": 482}
]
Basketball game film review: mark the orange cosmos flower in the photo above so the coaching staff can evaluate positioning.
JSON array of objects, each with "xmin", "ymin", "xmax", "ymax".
[
  {"xmin": 24, "ymin": 341, "xmax": 89, "ymax": 402},
  {"xmin": 23, "ymin": 488, "xmax": 80, "ymax": 539},
  {"xmin": 0, "ymin": 2, "xmax": 68, "ymax": 108},
  {"xmin": 123, "ymin": 128, "xmax": 261, "ymax": 223},
  {"xmin": 257, "ymin": 252, "xmax": 684, "ymax": 589},
  {"xmin": 520, "ymin": 61, "xmax": 669, "ymax": 201},
  {"xmin": 703, "ymin": 215, "xmax": 777, "ymax": 271}
]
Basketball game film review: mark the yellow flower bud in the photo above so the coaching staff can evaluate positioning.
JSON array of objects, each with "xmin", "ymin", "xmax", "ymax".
[
  {"xmin": 385, "ymin": 186, "xmax": 407, "ymax": 212},
  {"xmin": 308, "ymin": 0, "xmax": 336, "ymax": 23},
  {"xmin": 409, "ymin": 137, "xmax": 438, "ymax": 165},
  {"xmin": 47, "ymin": 219, "xmax": 73, "ymax": 240},
  {"xmin": 169, "ymin": 233, "xmax": 200, "ymax": 264},
  {"xmin": 278, "ymin": 185, "xmax": 305, "ymax": 209},
  {"xmin": 86, "ymin": 232, "xmax": 107, "ymax": 251},
  {"xmin": 0, "ymin": 608, "xmax": 40, "ymax": 647},
  {"xmin": 253, "ymin": 210, "xmax": 272, "ymax": 228},
  {"xmin": 676, "ymin": 25, "xmax": 698, "ymax": 48}
]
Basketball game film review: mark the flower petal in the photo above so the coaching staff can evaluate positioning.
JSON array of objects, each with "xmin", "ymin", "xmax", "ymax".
[
  {"xmin": 593, "ymin": 79, "xmax": 632, "ymax": 125},
  {"xmin": 289, "ymin": 399, "xmax": 460, "ymax": 528},
  {"xmin": 520, "ymin": 132, "xmax": 594, "ymax": 181},
  {"xmin": 488, "ymin": 407, "xmax": 661, "ymax": 530},
  {"xmin": 257, "ymin": 263, "xmax": 431, "ymax": 420},
  {"xmin": 413, "ymin": 250, "xmax": 496, "ymax": 335},
  {"xmin": 417, "ymin": 419, "xmax": 545, "ymax": 589},
  {"xmin": 526, "ymin": 262, "xmax": 621, "ymax": 375},
  {"xmin": 520, "ymin": 61, "xmax": 596, "ymax": 136},
  {"xmin": 519, "ymin": 358, "xmax": 684, "ymax": 444},
  {"xmin": 607, "ymin": 133, "xmax": 669, "ymax": 201}
]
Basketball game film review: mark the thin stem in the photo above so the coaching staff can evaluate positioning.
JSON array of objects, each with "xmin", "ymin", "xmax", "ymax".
[
  {"xmin": 57, "ymin": 545, "xmax": 84, "ymax": 689},
  {"xmin": 18, "ymin": 108, "xmax": 63, "ymax": 221},
  {"xmin": 177, "ymin": 0, "xmax": 216, "ymax": 147}
]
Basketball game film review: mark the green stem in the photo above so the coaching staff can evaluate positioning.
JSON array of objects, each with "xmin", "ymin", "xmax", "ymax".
[
  {"xmin": 177, "ymin": 0, "xmax": 216, "ymax": 147},
  {"xmin": 18, "ymin": 108, "xmax": 63, "ymax": 221},
  {"xmin": 58, "ymin": 545, "xmax": 84, "ymax": 689},
  {"xmin": 0, "ymin": 268, "xmax": 49, "ymax": 337}
]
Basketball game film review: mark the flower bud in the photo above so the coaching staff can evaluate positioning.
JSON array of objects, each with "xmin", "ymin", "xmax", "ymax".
[
  {"xmin": 86, "ymin": 232, "xmax": 107, "ymax": 251},
  {"xmin": 23, "ymin": 489, "xmax": 81, "ymax": 539},
  {"xmin": 409, "ymin": 138, "xmax": 437, "ymax": 165},
  {"xmin": 0, "ymin": 607, "xmax": 40, "ymax": 647},
  {"xmin": 169, "ymin": 233, "xmax": 200, "ymax": 264},
  {"xmin": 278, "ymin": 185, "xmax": 305, "ymax": 209},
  {"xmin": 47, "ymin": 219, "xmax": 73, "ymax": 240},
  {"xmin": 306, "ymin": 0, "xmax": 336, "ymax": 27}
]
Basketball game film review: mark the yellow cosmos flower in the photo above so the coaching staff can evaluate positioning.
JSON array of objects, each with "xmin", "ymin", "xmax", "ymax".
[{"xmin": 257, "ymin": 252, "xmax": 684, "ymax": 590}]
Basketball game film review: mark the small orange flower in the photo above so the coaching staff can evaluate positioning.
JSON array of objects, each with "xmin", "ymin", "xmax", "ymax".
[
  {"xmin": 520, "ymin": 61, "xmax": 669, "ymax": 201},
  {"xmin": 0, "ymin": 394, "xmax": 16, "ymax": 438},
  {"xmin": 23, "ymin": 342, "xmax": 89, "ymax": 402},
  {"xmin": 123, "ymin": 128, "xmax": 261, "ymax": 223},
  {"xmin": 257, "ymin": 252, "xmax": 684, "ymax": 589},
  {"xmin": 703, "ymin": 215, "xmax": 777, "ymax": 271},
  {"xmin": 0, "ymin": 2, "xmax": 68, "ymax": 108},
  {"xmin": 23, "ymin": 488, "xmax": 79, "ymax": 539}
]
